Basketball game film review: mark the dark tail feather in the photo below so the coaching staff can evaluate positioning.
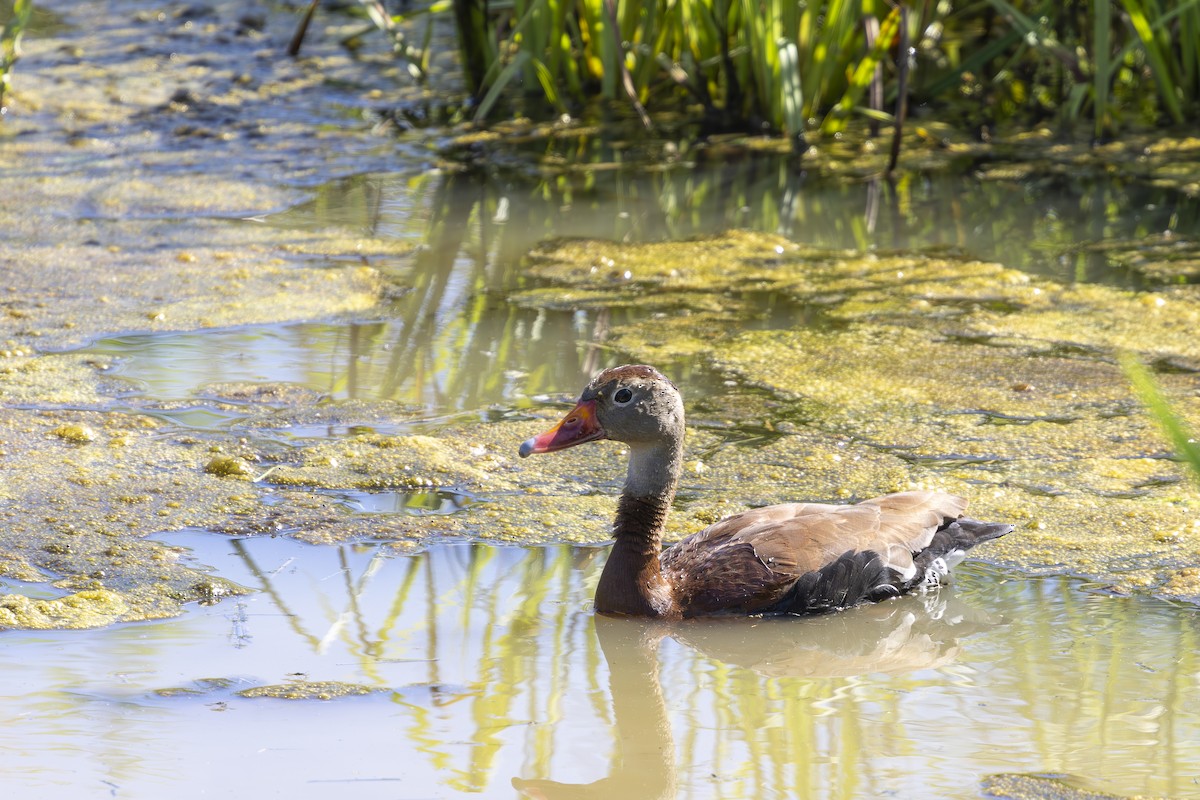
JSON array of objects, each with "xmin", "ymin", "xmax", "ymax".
[
  {"xmin": 912, "ymin": 517, "xmax": 1013, "ymax": 579},
  {"xmin": 953, "ymin": 518, "xmax": 1014, "ymax": 546}
]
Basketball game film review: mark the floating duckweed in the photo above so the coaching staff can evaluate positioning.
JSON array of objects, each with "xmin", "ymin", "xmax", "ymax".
[
  {"xmin": 266, "ymin": 434, "xmax": 498, "ymax": 491},
  {"xmin": 192, "ymin": 580, "xmax": 230, "ymax": 605},
  {"xmin": 237, "ymin": 681, "xmax": 381, "ymax": 700},
  {"xmin": 204, "ymin": 455, "xmax": 254, "ymax": 478},
  {"xmin": 154, "ymin": 687, "xmax": 205, "ymax": 698},
  {"xmin": 0, "ymin": 589, "xmax": 129, "ymax": 629},
  {"xmin": 154, "ymin": 678, "xmax": 236, "ymax": 698},
  {"xmin": 52, "ymin": 424, "xmax": 97, "ymax": 444},
  {"xmin": 980, "ymin": 772, "xmax": 1141, "ymax": 799}
]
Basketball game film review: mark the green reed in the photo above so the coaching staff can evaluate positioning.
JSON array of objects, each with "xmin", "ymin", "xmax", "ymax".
[
  {"xmin": 331, "ymin": 1, "xmax": 1200, "ymax": 142},
  {"xmin": 961, "ymin": 0, "xmax": 1200, "ymax": 137},
  {"xmin": 0, "ymin": 0, "xmax": 33, "ymax": 111},
  {"xmin": 1121, "ymin": 354, "xmax": 1200, "ymax": 485}
]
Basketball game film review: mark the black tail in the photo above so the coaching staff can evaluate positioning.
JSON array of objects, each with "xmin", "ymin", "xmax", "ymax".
[
  {"xmin": 913, "ymin": 517, "xmax": 1012, "ymax": 578},
  {"xmin": 953, "ymin": 518, "xmax": 1014, "ymax": 546},
  {"xmin": 771, "ymin": 518, "xmax": 1013, "ymax": 615}
]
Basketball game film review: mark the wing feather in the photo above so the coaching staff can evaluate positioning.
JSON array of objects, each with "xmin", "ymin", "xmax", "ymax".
[{"xmin": 661, "ymin": 491, "xmax": 966, "ymax": 615}]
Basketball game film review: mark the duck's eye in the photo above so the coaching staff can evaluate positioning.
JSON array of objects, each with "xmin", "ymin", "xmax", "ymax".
[{"xmin": 613, "ymin": 388, "xmax": 634, "ymax": 405}]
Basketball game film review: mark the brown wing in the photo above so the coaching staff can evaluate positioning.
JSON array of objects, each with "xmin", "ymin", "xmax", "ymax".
[{"xmin": 660, "ymin": 491, "xmax": 967, "ymax": 615}]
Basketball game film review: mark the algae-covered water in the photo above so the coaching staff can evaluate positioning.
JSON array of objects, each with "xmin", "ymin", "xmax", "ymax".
[{"xmin": 4, "ymin": 1, "xmax": 1200, "ymax": 798}]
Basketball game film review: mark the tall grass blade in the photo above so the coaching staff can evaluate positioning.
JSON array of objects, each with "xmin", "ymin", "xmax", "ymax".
[
  {"xmin": 287, "ymin": 0, "xmax": 321, "ymax": 57},
  {"xmin": 777, "ymin": 39, "xmax": 804, "ymax": 144},
  {"xmin": 887, "ymin": 5, "xmax": 909, "ymax": 175},
  {"xmin": 1121, "ymin": 353, "xmax": 1200, "ymax": 484},
  {"xmin": 1092, "ymin": 0, "xmax": 1111, "ymax": 137},
  {"xmin": 1120, "ymin": 0, "xmax": 1184, "ymax": 122},
  {"xmin": 822, "ymin": 6, "xmax": 900, "ymax": 134},
  {"xmin": 475, "ymin": 50, "xmax": 533, "ymax": 121},
  {"xmin": 0, "ymin": 0, "xmax": 34, "ymax": 110},
  {"xmin": 453, "ymin": 0, "xmax": 492, "ymax": 97}
]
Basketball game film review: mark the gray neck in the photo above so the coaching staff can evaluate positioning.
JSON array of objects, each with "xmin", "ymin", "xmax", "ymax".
[
  {"xmin": 594, "ymin": 437, "xmax": 685, "ymax": 618},
  {"xmin": 610, "ymin": 438, "xmax": 684, "ymax": 550},
  {"xmin": 621, "ymin": 440, "xmax": 684, "ymax": 506}
]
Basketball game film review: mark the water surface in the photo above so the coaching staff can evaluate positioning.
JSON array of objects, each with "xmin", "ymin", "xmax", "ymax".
[
  {"xmin": 2, "ymin": 534, "xmax": 1196, "ymax": 799},
  {"xmin": 78, "ymin": 160, "xmax": 1200, "ymax": 424}
]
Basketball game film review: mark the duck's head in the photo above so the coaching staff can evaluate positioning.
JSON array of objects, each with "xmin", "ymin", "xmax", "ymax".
[{"xmin": 519, "ymin": 365, "xmax": 684, "ymax": 457}]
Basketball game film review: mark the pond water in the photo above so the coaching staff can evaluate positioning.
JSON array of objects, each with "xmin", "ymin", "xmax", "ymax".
[
  {"xmin": 78, "ymin": 159, "xmax": 1200, "ymax": 424},
  {"xmin": 9, "ymin": 6, "xmax": 1200, "ymax": 795},
  {"xmin": 0, "ymin": 127, "xmax": 1184, "ymax": 799},
  {"xmin": 1, "ymin": 534, "xmax": 1197, "ymax": 799},
  {"xmin": 23, "ymin": 145, "xmax": 1192, "ymax": 798}
]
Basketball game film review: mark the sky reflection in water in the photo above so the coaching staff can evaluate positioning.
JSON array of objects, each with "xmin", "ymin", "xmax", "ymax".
[{"xmin": 1, "ymin": 535, "xmax": 1197, "ymax": 799}]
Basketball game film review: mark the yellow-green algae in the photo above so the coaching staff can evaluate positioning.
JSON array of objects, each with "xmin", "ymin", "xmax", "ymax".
[
  {"xmin": 0, "ymin": 588, "xmax": 128, "ymax": 630},
  {"xmin": 981, "ymin": 773, "xmax": 1163, "ymax": 800},
  {"xmin": 1089, "ymin": 235, "xmax": 1200, "ymax": 283},
  {"xmin": 204, "ymin": 455, "xmax": 256, "ymax": 479},
  {"xmin": 237, "ymin": 681, "xmax": 382, "ymax": 700},
  {"xmin": 265, "ymin": 434, "xmax": 504, "ymax": 491},
  {"xmin": 0, "ymin": 0, "xmax": 440, "ymax": 628},
  {"xmin": 443, "ymin": 119, "xmax": 1200, "ymax": 197},
  {"xmin": 154, "ymin": 678, "xmax": 237, "ymax": 698},
  {"xmin": 51, "ymin": 423, "xmax": 98, "ymax": 444}
]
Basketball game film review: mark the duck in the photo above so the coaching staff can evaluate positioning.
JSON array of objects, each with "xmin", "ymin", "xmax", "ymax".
[{"xmin": 519, "ymin": 364, "xmax": 1013, "ymax": 619}]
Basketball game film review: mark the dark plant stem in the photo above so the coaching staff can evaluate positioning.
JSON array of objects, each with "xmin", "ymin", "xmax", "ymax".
[
  {"xmin": 887, "ymin": 4, "xmax": 909, "ymax": 176},
  {"xmin": 453, "ymin": 0, "xmax": 490, "ymax": 99},
  {"xmin": 287, "ymin": 0, "xmax": 321, "ymax": 57}
]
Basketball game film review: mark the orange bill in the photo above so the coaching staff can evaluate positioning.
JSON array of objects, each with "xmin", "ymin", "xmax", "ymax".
[{"xmin": 519, "ymin": 399, "xmax": 605, "ymax": 457}]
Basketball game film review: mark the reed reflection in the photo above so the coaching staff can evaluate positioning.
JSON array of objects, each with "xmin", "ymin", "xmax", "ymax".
[
  {"xmin": 89, "ymin": 161, "xmax": 1199, "ymax": 418},
  {"xmin": 511, "ymin": 594, "xmax": 992, "ymax": 800},
  {"xmin": 291, "ymin": 153, "xmax": 1199, "ymax": 288},
  {"xmin": 296, "ymin": 160, "xmax": 1200, "ymax": 405},
  {"xmin": 205, "ymin": 537, "xmax": 1023, "ymax": 798}
]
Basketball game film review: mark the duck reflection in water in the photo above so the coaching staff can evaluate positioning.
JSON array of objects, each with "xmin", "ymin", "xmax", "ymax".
[{"xmin": 512, "ymin": 589, "xmax": 995, "ymax": 799}]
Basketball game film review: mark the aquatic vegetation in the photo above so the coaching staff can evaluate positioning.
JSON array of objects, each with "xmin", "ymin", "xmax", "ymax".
[
  {"xmin": 237, "ymin": 680, "xmax": 383, "ymax": 700},
  {"xmin": 0, "ymin": 0, "xmax": 32, "ymax": 112},
  {"xmin": 0, "ymin": 588, "xmax": 128, "ymax": 629},
  {"xmin": 204, "ymin": 454, "xmax": 255, "ymax": 478},
  {"xmin": 326, "ymin": 1, "xmax": 1200, "ymax": 140},
  {"xmin": 51, "ymin": 422, "xmax": 97, "ymax": 444},
  {"xmin": 1122, "ymin": 353, "xmax": 1200, "ymax": 485}
]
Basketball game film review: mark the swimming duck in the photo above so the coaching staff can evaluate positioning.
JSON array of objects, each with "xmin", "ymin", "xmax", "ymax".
[{"xmin": 519, "ymin": 365, "xmax": 1012, "ymax": 619}]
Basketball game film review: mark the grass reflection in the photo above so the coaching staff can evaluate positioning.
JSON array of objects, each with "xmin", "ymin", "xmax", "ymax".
[
  {"xmin": 88, "ymin": 160, "xmax": 1200, "ymax": 418},
  {"xmin": 328, "ymin": 150, "xmax": 1200, "ymax": 301},
  {"xmin": 194, "ymin": 537, "xmax": 1200, "ymax": 798}
]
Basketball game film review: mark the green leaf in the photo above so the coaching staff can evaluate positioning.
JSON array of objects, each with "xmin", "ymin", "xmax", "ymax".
[
  {"xmin": 475, "ymin": 50, "xmax": 533, "ymax": 122},
  {"xmin": 1121, "ymin": 353, "xmax": 1200, "ymax": 484}
]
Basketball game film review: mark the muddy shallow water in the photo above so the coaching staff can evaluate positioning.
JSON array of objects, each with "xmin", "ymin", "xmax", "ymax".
[
  {"xmin": 4, "ymin": 1, "xmax": 1200, "ymax": 797},
  {"xmin": 2, "ymin": 535, "xmax": 1197, "ymax": 799}
]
